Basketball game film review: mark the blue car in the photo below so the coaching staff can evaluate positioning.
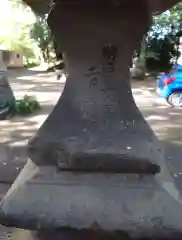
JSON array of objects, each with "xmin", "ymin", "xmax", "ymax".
[{"xmin": 156, "ymin": 64, "xmax": 182, "ymax": 107}]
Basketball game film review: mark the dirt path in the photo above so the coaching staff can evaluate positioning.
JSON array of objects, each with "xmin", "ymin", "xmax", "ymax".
[{"xmin": 0, "ymin": 69, "xmax": 63, "ymax": 183}]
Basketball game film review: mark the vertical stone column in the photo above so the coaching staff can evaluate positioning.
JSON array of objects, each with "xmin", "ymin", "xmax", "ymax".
[{"xmin": 28, "ymin": 1, "xmax": 161, "ymax": 173}]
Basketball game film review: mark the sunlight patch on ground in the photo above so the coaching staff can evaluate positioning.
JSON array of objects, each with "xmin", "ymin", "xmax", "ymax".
[
  {"xmin": 146, "ymin": 115, "xmax": 168, "ymax": 121},
  {"xmin": 28, "ymin": 114, "xmax": 49, "ymax": 126},
  {"xmin": 9, "ymin": 139, "xmax": 28, "ymax": 147},
  {"xmin": 17, "ymin": 75, "xmax": 36, "ymax": 81},
  {"xmin": 170, "ymin": 140, "xmax": 182, "ymax": 146}
]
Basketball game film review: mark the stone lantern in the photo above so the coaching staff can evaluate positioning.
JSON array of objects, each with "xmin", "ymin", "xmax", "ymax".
[
  {"xmin": 0, "ymin": 51, "xmax": 14, "ymax": 120},
  {"xmin": 0, "ymin": 0, "xmax": 182, "ymax": 239}
]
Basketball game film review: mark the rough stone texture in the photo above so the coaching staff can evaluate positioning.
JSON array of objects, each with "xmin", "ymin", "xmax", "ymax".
[
  {"xmin": 1, "ymin": 0, "xmax": 182, "ymax": 239},
  {"xmin": 0, "ymin": 54, "xmax": 14, "ymax": 120},
  {"xmin": 22, "ymin": 0, "xmax": 181, "ymax": 15},
  {"xmin": 21, "ymin": 0, "xmax": 51, "ymax": 14},
  {"xmin": 27, "ymin": 1, "xmax": 159, "ymax": 172},
  {"xmin": 10, "ymin": 228, "xmax": 132, "ymax": 240},
  {"xmin": 0, "ymin": 75, "xmax": 14, "ymax": 120},
  {"xmin": 1, "ymin": 160, "xmax": 182, "ymax": 239}
]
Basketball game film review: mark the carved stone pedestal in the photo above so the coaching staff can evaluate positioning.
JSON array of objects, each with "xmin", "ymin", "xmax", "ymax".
[{"xmin": 1, "ymin": 1, "xmax": 182, "ymax": 239}]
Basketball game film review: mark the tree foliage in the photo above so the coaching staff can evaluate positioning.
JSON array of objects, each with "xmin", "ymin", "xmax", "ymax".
[
  {"xmin": 30, "ymin": 16, "xmax": 56, "ymax": 63},
  {"xmin": 144, "ymin": 2, "xmax": 182, "ymax": 72},
  {"xmin": 0, "ymin": 0, "xmax": 56, "ymax": 67},
  {"xmin": 0, "ymin": 0, "xmax": 41, "ymax": 66},
  {"xmin": 1, "ymin": 0, "xmax": 182, "ymax": 71}
]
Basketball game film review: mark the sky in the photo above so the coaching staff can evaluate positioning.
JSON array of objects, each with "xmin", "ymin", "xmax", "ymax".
[
  {"xmin": 0, "ymin": 0, "xmax": 36, "ymax": 30},
  {"xmin": 0, "ymin": 0, "xmax": 36, "ymax": 47}
]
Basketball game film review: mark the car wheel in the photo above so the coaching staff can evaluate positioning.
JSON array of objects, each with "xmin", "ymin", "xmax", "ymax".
[{"xmin": 168, "ymin": 91, "xmax": 182, "ymax": 107}]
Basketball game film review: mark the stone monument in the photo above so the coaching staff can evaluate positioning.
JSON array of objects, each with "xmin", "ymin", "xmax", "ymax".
[
  {"xmin": 0, "ymin": 0, "xmax": 181, "ymax": 239},
  {"xmin": 0, "ymin": 51, "xmax": 14, "ymax": 120}
]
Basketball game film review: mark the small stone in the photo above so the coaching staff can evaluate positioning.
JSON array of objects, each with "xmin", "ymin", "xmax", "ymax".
[
  {"xmin": 4, "ymin": 231, "xmax": 12, "ymax": 238},
  {"xmin": 127, "ymin": 145, "xmax": 132, "ymax": 150}
]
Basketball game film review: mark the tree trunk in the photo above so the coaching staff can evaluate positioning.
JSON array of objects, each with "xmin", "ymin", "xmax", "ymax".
[{"xmin": 1, "ymin": 1, "xmax": 182, "ymax": 239}]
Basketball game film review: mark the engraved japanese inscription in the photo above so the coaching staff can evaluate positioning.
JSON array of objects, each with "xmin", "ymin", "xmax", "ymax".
[{"xmin": 102, "ymin": 45, "xmax": 118, "ymax": 73}]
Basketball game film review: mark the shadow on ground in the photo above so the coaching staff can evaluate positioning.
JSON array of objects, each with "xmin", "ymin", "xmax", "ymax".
[
  {"xmin": 0, "ymin": 69, "xmax": 62, "ymax": 183},
  {"xmin": 132, "ymin": 80, "xmax": 182, "ymax": 193}
]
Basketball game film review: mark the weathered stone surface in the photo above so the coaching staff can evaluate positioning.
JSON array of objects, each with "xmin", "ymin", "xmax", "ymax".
[
  {"xmin": 0, "ymin": 53, "xmax": 14, "ymax": 120},
  {"xmin": 0, "ymin": 75, "xmax": 14, "ymax": 120},
  {"xmin": 24, "ymin": 1, "xmax": 161, "ymax": 173},
  {"xmin": 1, "ymin": 0, "xmax": 182, "ymax": 239},
  {"xmin": 1, "ymin": 160, "xmax": 182, "ymax": 239},
  {"xmin": 22, "ymin": 0, "xmax": 181, "ymax": 15},
  {"xmin": 0, "ymin": 51, "xmax": 14, "ymax": 120}
]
